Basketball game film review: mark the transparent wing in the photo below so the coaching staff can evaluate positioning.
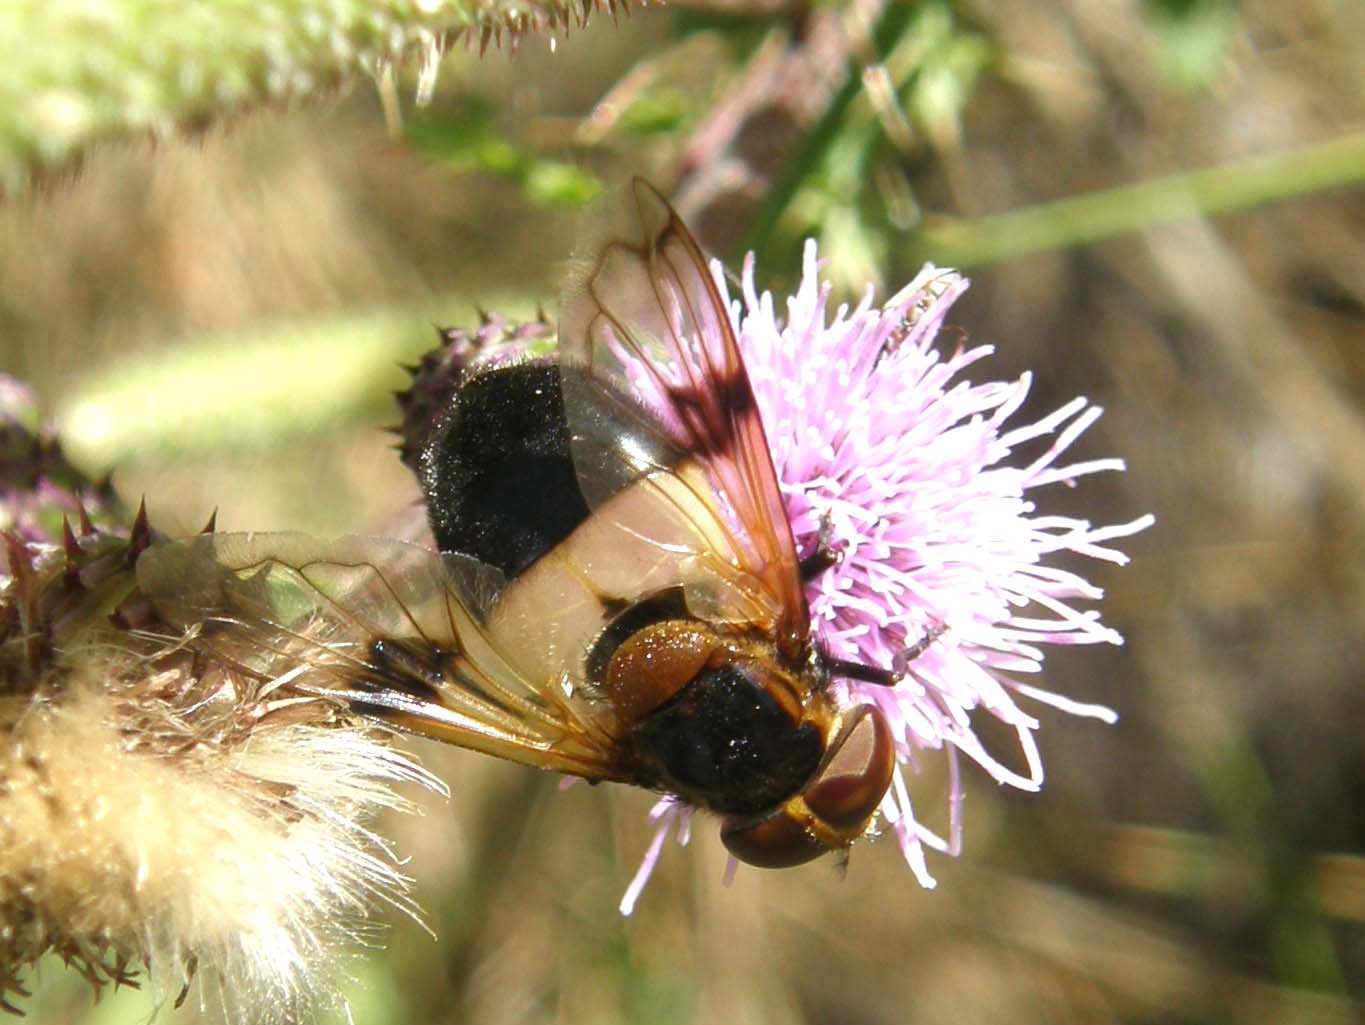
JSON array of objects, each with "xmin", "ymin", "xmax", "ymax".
[
  {"xmin": 558, "ymin": 179, "xmax": 808, "ymax": 656},
  {"xmin": 136, "ymin": 532, "xmax": 627, "ymax": 781}
]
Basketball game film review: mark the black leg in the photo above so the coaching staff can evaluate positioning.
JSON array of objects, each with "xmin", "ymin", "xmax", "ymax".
[
  {"xmin": 824, "ymin": 655, "xmax": 900, "ymax": 687},
  {"xmin": 822, "ymin": 621, "xmax": 948, "ymax": 688},
  {"xmin": 800, "ymin": 513, "xmax": 840, "ymax": 583}
]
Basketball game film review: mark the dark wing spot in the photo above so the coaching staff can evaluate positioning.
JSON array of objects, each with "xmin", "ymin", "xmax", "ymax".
[{"xmin": 664, "ymin": 369, "xmax": 751, "ymax": 459}]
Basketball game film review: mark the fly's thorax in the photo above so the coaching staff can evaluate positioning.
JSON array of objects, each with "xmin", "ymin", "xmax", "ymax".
[{"xmin": 596, "ymin": 616, "xmax": 834, "ymax": 816}]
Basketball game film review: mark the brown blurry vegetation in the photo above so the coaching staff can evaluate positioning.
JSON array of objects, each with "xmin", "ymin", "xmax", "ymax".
[{"xmin": 3, "ymin": 1, "xmax": 1362, "ymax": 1022}]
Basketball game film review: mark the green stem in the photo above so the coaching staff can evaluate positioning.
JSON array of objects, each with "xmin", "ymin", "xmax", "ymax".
[
  {"xmin": 907, "ymin": 130, "xmax": 1365, "ymax": 267},
  {"xmin": 740, "ymin": 3, "xmax": 919, "ymax": 259}
]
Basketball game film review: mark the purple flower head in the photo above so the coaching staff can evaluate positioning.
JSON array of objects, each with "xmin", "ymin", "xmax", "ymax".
[{"xmin": 619, "ymin": 245, "xmax": 1153, "ymax": 913}]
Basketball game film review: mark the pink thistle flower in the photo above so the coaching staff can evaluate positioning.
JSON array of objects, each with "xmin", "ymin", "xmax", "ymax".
[{"xmin": 621, "ymin": 246, "xmax": 1152, "ymax": 910}]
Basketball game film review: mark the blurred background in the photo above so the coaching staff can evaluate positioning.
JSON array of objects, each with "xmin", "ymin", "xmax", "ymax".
[{"xmin": 5, "ymin": 0, "xmax": 1363, "ymax": 1022}]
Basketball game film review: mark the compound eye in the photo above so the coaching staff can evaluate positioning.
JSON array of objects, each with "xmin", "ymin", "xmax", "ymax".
[
  {"xmin": 803, "ymin": 705, "xmax": 895, "ymax": 832},
  {"xmin": 720, "ymin": 807, "xmax": 825, "ymax": 869}
]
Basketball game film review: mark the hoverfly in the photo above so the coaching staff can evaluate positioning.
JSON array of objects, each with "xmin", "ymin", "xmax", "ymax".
[{"xmin": 137, "ymin": 180, "xmax": 902, "ymax": 869}]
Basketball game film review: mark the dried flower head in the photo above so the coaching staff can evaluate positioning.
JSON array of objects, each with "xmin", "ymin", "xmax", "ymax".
[
  {"xmin": 618, "ymin": 247, "xmax": 1152, "ymax": 911},
  {"xmin": 0, "ymin": 380, "xmax": 442, "ymax": 1020}
]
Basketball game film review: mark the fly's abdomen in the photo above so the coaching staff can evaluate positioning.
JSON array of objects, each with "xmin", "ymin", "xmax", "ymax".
[
  {"xmin": 419, "ymin": 361, "xmax": 588, "ymax": 578},
  {"xmin": 418, "ymin": 361, "xmax": 679, "ymax": 580}
]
